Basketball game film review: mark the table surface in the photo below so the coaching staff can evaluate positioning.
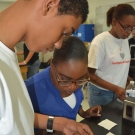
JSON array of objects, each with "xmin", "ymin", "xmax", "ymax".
[
  {"xmin": 80, "ymin": 100, "xmax": 135, "ymax": 135},
  {"xmin": 19, "ymin": 65, "xmax": 28, "ymax": 73}
]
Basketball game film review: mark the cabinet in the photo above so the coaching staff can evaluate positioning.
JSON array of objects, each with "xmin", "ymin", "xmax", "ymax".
[
  {"xmin": 20, "ymin": 65, "xmax": 28, "ymax": 80},
  {"xmin": 73, "ymin": 24, "xmax": 94, "ymax": 42}
]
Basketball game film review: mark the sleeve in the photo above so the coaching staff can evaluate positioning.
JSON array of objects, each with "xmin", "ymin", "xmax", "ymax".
[{"xmin": 88, "ymin": 39, "xmax": 105, "ymax": 69}]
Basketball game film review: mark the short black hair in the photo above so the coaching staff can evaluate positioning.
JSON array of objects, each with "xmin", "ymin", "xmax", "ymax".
[
  {"xmin": 58, "ymin": 0, "xmax": 89, "ymax": 23},
  {"xmin": 107, "ymin": 4, "xmax": 135, "ymax": 27},
  {"xmin": 53, "ymin": 36, "xmax": 88, "ymax": 65}
]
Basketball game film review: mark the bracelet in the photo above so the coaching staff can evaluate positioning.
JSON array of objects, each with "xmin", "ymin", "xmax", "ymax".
[
  {"xmin": 23, "ymin": 61, "xmax": 27, "ymax": 64},
  {"xmin": 46, "ymin": 116, "xmax": 54, "ymax": 133}
]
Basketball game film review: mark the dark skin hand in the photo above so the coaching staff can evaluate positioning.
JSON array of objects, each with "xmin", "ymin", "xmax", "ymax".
[
  {"xmin": 114, "ymin": 86, "xmax": 126, "ymax": 101},
  {"xmin": 79, "ymin": 106, "xmax": 102, "ymax": 118}
]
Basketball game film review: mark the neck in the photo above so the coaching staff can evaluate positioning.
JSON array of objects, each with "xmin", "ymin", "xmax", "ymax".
[{"xmin": 109, "ymin": 29, "xmax": 120, "ymax": 39}]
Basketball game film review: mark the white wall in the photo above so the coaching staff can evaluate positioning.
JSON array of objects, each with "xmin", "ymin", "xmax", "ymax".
[
  {"xmin": 0, "ymin": 2, "xmax": 13, "ymax": 11},
  {"xmin": 1, "ymin": 0, "xmax": 135, "ymax": 23},
  {"xmin": 87, "ymin": 0, "xmax": 135, "ymax": 23}
]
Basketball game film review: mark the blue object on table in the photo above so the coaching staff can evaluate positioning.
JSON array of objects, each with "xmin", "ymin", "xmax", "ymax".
[{"xmin": 73, "ymin": 24, "xmax": 94, "ymax": 42}]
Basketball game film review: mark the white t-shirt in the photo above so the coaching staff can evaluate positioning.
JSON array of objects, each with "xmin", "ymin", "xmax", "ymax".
[
  {"xmin": 63, "ymin": 93, "xmax": 76, "ymax": 109},
  {"xmin": 88, "ymin": 31, "xmax": 130, "ymax": 90},
  {"xmin": 0, "ymin": 41, "xmax": 34, "ymax": 135}
]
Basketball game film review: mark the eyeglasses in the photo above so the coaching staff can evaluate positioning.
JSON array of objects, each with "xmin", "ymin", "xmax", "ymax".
[
  {"xmin": 54, "ymin": 66, "xmax": 89, "ymax": 87},
  {"xmin": 118, "ymin": 21, "xmax": 135, "ymax": 33}
]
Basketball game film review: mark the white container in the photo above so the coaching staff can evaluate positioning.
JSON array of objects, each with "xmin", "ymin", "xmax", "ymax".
[
  {"xmin": 126, "ymin": 90, "xmax": 135, "ymax": 97},
  {"xmin": 126, "ymin": 81, "xmax": 135, "ymax": 98}
]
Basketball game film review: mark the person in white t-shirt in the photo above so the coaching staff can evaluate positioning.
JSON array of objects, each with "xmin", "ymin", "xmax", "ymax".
[
  {"xmin": 0, "ymin": 0, "xmax": 93, "ymax": 135},
  {"xmin": 88, "ymin": 3, "xmax": 135, "ymax": 107}
]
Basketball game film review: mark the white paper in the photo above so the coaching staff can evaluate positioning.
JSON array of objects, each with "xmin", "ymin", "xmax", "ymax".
[
  {"xmin": 106, "ymin": 132, "xmax": 115, "ymax": 135},
  {"xmin": 98, "ymin": 119, "xmax": 117, "ymax": 130}
]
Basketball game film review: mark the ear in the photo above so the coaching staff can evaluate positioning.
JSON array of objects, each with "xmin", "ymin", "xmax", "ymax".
[
  {"xmin": 42, "ymin": 0, "xmax": 60, "ymax": 16},
  {"xmin": 112, "ymin": 18, "xmax": 117, "ymax": 26}
]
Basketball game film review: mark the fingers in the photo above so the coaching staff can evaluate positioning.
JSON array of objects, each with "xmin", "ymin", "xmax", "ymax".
[
  {"xmin": 64, "ymin": 120, "xmax": 93, "ymax": 135},
  {"xmin": 116, "ymin": 88, "xmax": 126, "ymax": 101},
  {"xmin": 98, "ymin": 106, "xmax": 102, "ymax": 112},
  {"xmin": 118, "ymin": 94, "xmax": 125, "ymax": 101},
  {"xmin": 19, "ymin": 62, "xmax": 25, "ymax": 66},
  {"xmin": 84, "ymin": 106, "xmax": 102, "ymax": 118},
  {"xmin": 78, "ymin": 123, "xmax": 94, "ymax": 135},
  {"xmin": 118, "ymin": 91, "xmax": 126, "ymax": 101},
  {"xmin": 91, "ymin": 107, "xmax": 98, "ymax": 113},
  {"xmin": 95, "ymin": 106, "xmax": 102, "ymax": 113},
  {"xmin": 119, "ymin": 96, "xmax": 125, "ymax": 101},
  {"xmin": 90, "ymin": 113, "xmax": 101, "ymax": 117},
  {"xmin": 91, "ymin": 106, "xmax": 102, "ymax": 114}
]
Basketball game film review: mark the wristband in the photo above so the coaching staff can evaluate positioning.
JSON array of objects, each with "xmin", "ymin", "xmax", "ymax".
[
  {"xmin": 46, "ymin": 116, "xmax": 54, "ymax": 133},
  {"xmin": 23, "ymin": 61, "xmax": 27, "ymax": 64}
]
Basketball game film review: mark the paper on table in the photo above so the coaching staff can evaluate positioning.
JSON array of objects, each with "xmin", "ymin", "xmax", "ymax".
[
  {"xmin": 106, "ymin": 132, "xmax": 115, "ymax": 135},
  {"xmin": 98, "ymin": 119, "xmax": 117, "ymax": 130}
]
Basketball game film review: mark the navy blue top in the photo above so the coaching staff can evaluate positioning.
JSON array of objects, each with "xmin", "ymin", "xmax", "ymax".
[{"xmin": 25, "ymin": 67, "xmax": 84, "ymax": 120}]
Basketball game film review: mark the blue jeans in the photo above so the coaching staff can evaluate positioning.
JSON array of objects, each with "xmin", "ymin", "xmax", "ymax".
[
  {"xmin": 88, "ymin": 83, "xmax": 117, "ymax": 107},
  {"xmin": 27, "ymin": 59, "xmax": 41, "ymax": 79}
]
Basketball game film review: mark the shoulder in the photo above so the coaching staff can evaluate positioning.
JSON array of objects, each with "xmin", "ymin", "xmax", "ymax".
[
  {"xmin": 25, "ymin": 67, "xmax": 50, "ymax": 87},
  {"xmin": 93, "ymin": 31, "xmax": 109, "ymax": 40},
  {"xmin": 92, "ymin": 31, "xmax": 110, "ymax": 46},
  {"xmin": 89, "ymin": 32, "xmax": 109, "ymax": 52}
]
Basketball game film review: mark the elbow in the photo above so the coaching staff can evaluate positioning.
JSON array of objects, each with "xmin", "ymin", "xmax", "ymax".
[
  {"xmin": 89, "ymin": 73, "xmax": 97, "ymax": 83},
  {"xmin": 88, "ymin": 67, "xmax": 97, "ymax": 83}
]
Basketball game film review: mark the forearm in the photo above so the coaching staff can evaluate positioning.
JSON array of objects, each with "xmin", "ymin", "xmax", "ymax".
[
  {"xmin": 78, "ymin": 108, "xmax": 86, "ymax": 118},
  {"xmin": 127, "ymin": 76, "xmax": 133, "ymax": 83},
  {"xmin": 34, "ymin": 113, "xmax": 94, "ymax": 135},
  {"xmin": 89, "ymin": 72, "xmax": 118, "ymax": 93},
  {"xmin": 24, "ymin": 52, "xmax": 34, "ymax": 63},
  {"xmin": 17, "ymin": 50, "xmax": 24, "ymax": 55},
  {"xmin": 34, "ymin": 113, "xmax": 48, "ymax": 129},
  {"xmin": 34, "ymin": 113, "xmax": 66, "ymax": 132}
]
